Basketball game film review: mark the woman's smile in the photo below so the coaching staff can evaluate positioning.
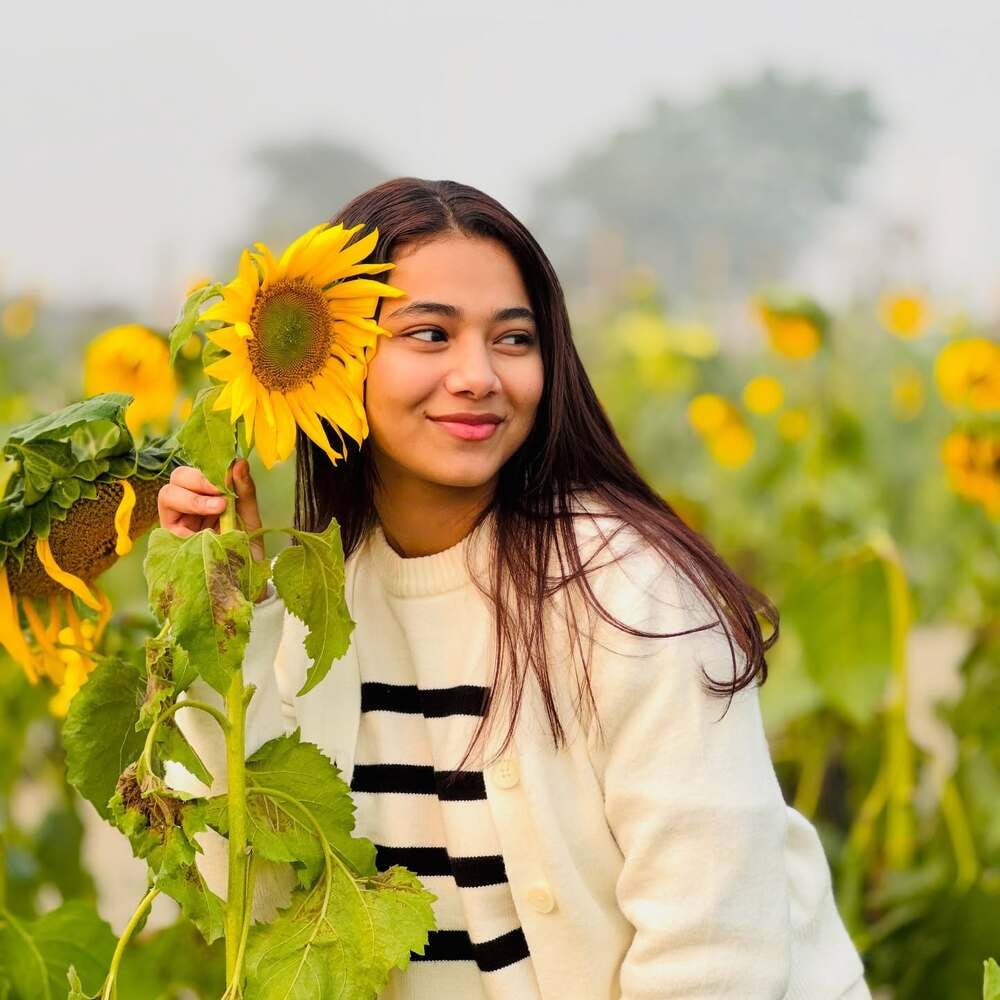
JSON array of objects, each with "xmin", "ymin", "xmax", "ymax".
[{"xmin": 427, "ymin": 410, "xmax": 505, "ymax": 441}]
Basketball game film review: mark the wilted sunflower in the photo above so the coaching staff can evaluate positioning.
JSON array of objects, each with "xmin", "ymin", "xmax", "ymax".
[
  {"xmin": 84, "ymin": 324, "xmax": 180, "ymax": 435},
  {"xmin": 0, "ymin": 394, "xmax": 176, "ymax": 712},
  {"xmin": 198, "ymin": 221, "xmax": 404, "ymax": 468}
]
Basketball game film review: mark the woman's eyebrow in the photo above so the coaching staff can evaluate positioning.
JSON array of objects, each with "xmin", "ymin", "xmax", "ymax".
[{"xmin": 389, "ymin": 301, "xmax": 536, "ymax": 323}]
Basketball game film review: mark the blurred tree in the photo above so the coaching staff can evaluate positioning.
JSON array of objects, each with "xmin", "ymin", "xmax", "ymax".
[
  {"xmin": 529, "ymin": 68, "xmax": 882, "ymax": 302},
  {"xmin": 222, "ymin": 138, "xmax": 393, "ymax": 264}
]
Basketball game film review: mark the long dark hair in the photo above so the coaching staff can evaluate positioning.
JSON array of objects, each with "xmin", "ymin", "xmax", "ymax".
[{"xmin": 295, "ymin": 177, "xmax": 778, "ymax": 775}]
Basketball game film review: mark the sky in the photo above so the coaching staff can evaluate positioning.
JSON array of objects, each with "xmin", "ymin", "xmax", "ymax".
[{"xmin": 2, "ymin": 0, "xmax": 998, "ymax": 322}]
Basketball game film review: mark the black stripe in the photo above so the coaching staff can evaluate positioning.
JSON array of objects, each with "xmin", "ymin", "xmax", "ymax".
[
  {"xmin": 375, "ymin": 844, "xmax": 509, "ymax": 887},
  {"xmin": 350, "ymin": 764, "xmax": 487, "ymax": 800},
  {"xmin": 410, "ymin": 927, "xmax": 531, "ymax": 972},
  {"xmin": 474, "ymin": 926, "xmax": 531, "ymax": 973},
  {"xmin": 360, "ymin": 682, "xmax": 489, "ymax": 718}
]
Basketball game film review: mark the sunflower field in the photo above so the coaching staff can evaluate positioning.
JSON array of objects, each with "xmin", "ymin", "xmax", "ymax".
[{"xmin": 0, "ymin": 253, "xmax": 997, "ymax": 998}]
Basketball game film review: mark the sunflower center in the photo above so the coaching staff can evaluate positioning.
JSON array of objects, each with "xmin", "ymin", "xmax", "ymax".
[{"xmin": 248, "ymin": 280, "xmax": 332, "ymax": 392}]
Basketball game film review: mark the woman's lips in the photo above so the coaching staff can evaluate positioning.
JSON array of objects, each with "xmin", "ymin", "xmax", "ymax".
[{"xmin": 430, "ymin": 419, "xmax": 500, "ymax": 441}]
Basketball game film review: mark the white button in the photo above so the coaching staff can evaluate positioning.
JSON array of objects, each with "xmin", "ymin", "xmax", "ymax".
[
  {"xmin": 525, "ymin": 882, "xmax": 556, "ymax": 913},
  {"xmin": 491, "ymin": 758, "xmax": 520, "ymax": 789}
]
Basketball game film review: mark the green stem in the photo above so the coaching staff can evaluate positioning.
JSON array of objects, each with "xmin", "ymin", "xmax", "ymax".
[
  {"xmin": 102, "ymin": 887, "xmax": 160, "ymax": 1000},
  {"xmin": 0, "ymin": 830, "xmax": 6, "ymax": 913},
  {"xmin": 222, "ymin": 853, "xmax": 257, "ymax": 1000},
  {"xmin": 137, "ymin": 699, "xmax": 230, "ymax": 783},
  {"xmin": 224, "ymin": 672, "xmax": 249, "ymax": 986}
]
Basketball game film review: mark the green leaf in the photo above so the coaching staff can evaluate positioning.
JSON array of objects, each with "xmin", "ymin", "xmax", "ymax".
[
  {"xmin": 144, "ymin": 528, "xmax": 253, "ymax": 695},
  {"xmin": 204, "ymin": 731, "xmax": 376, "ymax": 885},
  {"xmin": 244, "ymin": 865, "xmax": 436, "ymax": 1000},
  {"xmin": 781, "ymin": 547, "xmax": 892, "ymax": 726},
  {"xmin": 273, "ymin": 521, "xmax": 355, "ymax": 696},
  {"xmin": 176, "ymin": 386, "xmax": 236, "ymax": 491},
  {"xmin": 985, "ymin": 958, "xmax": 1000, "ymax": 1000},
  {"xmin": 115, "ymin": 920, "xmax": 225, "ymax": 1000},
  {"xmin": 108, "ymin": 769, "xmax": 225, "ymax": 944},
  {"xmin": 0, "ymin": 902, "xmax": 114, "ymax": 1000},
  {"xmin": 169, "ymin": 282, "xmax": 219, "ymax": 365},
  {"xmin": 63, "ymin": 658, "xmax": 146, "ymax": 820},
  {"xmin": 159, "ymin": 721, "xmax": 213, "ymax": 788}
]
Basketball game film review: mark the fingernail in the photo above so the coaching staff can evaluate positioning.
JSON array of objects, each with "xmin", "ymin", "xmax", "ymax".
[{"xmin": 210, "ymin": 497, "xmax": 226, "ymax": 509}]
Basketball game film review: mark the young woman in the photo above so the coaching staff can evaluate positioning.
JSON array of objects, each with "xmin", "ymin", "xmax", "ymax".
[{"xmin": 158, "ymin": 178, "xmax": 871, "ymax": 999}]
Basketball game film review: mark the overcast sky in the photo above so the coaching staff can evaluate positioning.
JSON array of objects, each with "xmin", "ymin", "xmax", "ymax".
[{"xmin": 2, "ymin": 0, "xmax": 998, "ymax": 322}]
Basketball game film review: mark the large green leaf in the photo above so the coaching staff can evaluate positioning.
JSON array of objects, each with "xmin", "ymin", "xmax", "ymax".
[
  {"xmin": 144, "ymin": 527, "xmax": 254, "ymax": 695},
  {"xmin": 0, "ymin": 902, "xmax": 114, "ymax": 1000},
  {"xmin": 273, "ymin": 521, "xmax": 355, "ymax": 696},
  {"xmin": 244, "ymin": 865, "xmax": 436, "ymax": 1000},
  {"xmin": 204, "ymin": 731, "xmax": 376, "ymax": 885},
  {"xmin": 780, "ymin": 548, "xmax": 892, "ymax": 726},
  {"xmin": 109, "ymin": 771, "xmax": 225, "ymax": 944},
  {"xmin": 63, "ymin": 658, "xmax": 146, "ymax": 819},
  {"xmin": 176, "ymin": 386, "xmax": 237, "ymax": 491}
]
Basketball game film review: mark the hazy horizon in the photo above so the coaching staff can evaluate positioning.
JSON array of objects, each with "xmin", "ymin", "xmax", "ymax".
[{"xmin": 3, "ymin": 0, "xmax": 998, "ymax": 323}]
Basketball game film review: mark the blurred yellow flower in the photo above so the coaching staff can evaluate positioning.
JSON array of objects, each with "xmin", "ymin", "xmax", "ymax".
[
  {"xmin": 934, "ymin": 337, "xmax": 1000, "ymax": 412},
  {"xmin": 743, "ymin": 375, "xmax": 784, "ymax": 415},
  {"xmin": 687, "ymin": 393, "xmax": 733, "ymax": 435},
  {"xmin": 778, "ymin": 409, "xmax": 810, "ymax": 442},
  {"xmin": 753, "ymin": 302, "xmax": 822, "ymax": 360},
  {"xmin": 891, "ymin": 366, "xmax": 925, "ymax": 421},
  {"xmin": 1, "ymin": 296, "xmax": 39, "ymax": 339},
  {"xmin": 84, "ymin": 324, "xmax": 179, "ymax": 435},
  {"xmin": 708, "ymin": 423, "xmax": 755, "ymax": 468},
  {"xmin": 616, "ymin": 311, "xmax": 672, "ymax": 362},
  {"xmin": 941, "ymin": 429, "xmax": 1000, "ymax": 517},
  {"xmin": 878, "ymin": 291, "xmax": 930, "ymax": 338},
  {"xmin": 669, "ymin": 321, "xmax": 718, "ymax": 360}
]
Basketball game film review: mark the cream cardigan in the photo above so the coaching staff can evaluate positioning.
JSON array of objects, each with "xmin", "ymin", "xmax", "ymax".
[{"xmin": 175, "ymin": 506, "xmax": 871, "ymax": 1000}]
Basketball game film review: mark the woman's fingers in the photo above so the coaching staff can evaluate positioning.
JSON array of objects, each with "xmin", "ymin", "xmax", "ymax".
[{"xmin": 226, "ymin": 459, "xmax": 265, "ymax": 563}]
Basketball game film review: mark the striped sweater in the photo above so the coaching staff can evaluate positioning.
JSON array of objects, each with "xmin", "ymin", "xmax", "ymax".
[
  {"xmin": 347, "ymin": 643, "xmax": 542, "ymax": 996},
  {"xmin": 174, "ymin": 504, "xmax": 872, "ymax": 999}
]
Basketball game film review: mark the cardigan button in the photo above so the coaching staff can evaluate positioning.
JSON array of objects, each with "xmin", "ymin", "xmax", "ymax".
[
  {"xmin": 525, "ymin": 882, "xmax": 556, "ymax": 914},
  {"xmin": 491, "ymin": 758, "xmax": 520, "ymax": 789}
]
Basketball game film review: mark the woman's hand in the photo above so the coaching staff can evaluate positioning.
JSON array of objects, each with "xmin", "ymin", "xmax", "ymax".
[{"xmin": 157, "ymin": 459, "xmax": 269, "ymax": 598}]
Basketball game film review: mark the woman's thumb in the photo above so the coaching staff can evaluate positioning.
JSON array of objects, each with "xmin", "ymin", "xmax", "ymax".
[{"xmin": 231, "ymin": 459, "xmax": 262, "ymax": 533}]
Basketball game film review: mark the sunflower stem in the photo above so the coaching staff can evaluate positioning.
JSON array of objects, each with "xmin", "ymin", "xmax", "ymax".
[
  {"xmin": 102, "ymin": 887, "xmax": 160, "ymax": 1000},
  {"xmin": 221, "ymin": 490, "xmax": 250, "ymax": 990}
]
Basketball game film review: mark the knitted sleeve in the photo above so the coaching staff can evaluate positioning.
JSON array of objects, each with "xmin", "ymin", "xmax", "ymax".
[{"xmin": 583, "ymin": 536, "xmax": 795, "ymax": 999}]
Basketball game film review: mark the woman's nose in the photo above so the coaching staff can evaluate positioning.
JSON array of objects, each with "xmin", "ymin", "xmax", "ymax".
[{"xmin": 442, "ymin": 338, "xmax": 502, "ymax": 398}]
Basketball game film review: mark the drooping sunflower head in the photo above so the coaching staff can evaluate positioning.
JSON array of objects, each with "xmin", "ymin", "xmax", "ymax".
[
  {"xmin": 0, "ymin": 394, "xmax": 177, "ymax": 712},
  {"xmin": 199, "ymin": 222, "xmax": 404, "ymax": 468}
]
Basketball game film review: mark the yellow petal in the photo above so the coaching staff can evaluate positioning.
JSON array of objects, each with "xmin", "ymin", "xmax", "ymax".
[
  {"xmin": 35, "ymin": 538, "xmax": 102, "ymax": 611},
  {"xmin": 252, "ymin": 243, "xmax": 279, "ymax": 287},
  {"xmin": 325, "ymin": 278, "xmax": 406, "ymax": 301},
  {"xmin": 207, "ymin": 326, "xmax": 249, "ymax": 355},
  {"xmin": 22, "ymin": 597, "xmax": 62, "ymax": 678},
  {"xmin": 286, "ymin": 391, "xmax": 341, "ymax": 463},
  {"xmin": 271, "ymin": 392, "xmax": 298, "ymax": 460},
  {"xmin": 114, "ymin": 480, "xmax": 137, "ymax": 556},
  {"xmin": 213, "ymin": 380, "xmax": 235, "ymax": 411},
  {"xmin": 257, "ymin": 384, "xmax": 275, "ymax": 427},
  {"xmin": 230, "ymin": 374, "xmax": 256, "ymax": 424},
  {"xmin": 277, "ymin": 222, "xmax": 330, "ymax": 274},
  {"xmin": 234, "ymin": 321, "xmax": 254, "ymax": 340},
  {"xmin": 205, "ymin": 352, "xmax": 249, "ymax": 382},
  {"xmin": 0, "ymin": 566, "xmax": 36, "ymax": 678},
  {"xmin": 253, "ymin": 411, "xmax": 279, "ymax": 468},
  {"xmin": 237, "ymin": 247, "xmax": 259, "ymax": 291}
]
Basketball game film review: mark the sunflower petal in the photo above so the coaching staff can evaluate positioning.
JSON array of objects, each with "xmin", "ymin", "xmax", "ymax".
[
  {"xmin": 277, "ymin": 222, "xmax": 329, "ymax": 273},
  {"xmin": 113, "ymin": 480, "xmax": 137, "ymax": 557},
  {"xmin": 325, "ymin": 278, "xmax": 406, "ymax": 301},
  {"xmin": 271, "ymin": 392, "xmax": 298, "ymax": 461},
  {"xmin": 0, "ymin": 566, "xmax": 35, "ymax": 678},
  {"xmin": 287, "ymin": 391, "xmax": 341, "ymax": 463},
  {"xmin": 35, "ymin": 538, "xmax": 102, "ymax": 612},
  {"xmin": 205, "ymin": 352, "xmax": 249, "ymax": 382},
  {"xmin": 253, "ymin": 412, "xmax": 279, "ymax": 469},
  {"xmin": 207, "ymin": 326, "xmax": 249, "ymax": 354}
]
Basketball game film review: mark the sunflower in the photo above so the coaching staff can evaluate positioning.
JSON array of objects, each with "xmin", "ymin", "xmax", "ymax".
[
  {"xmin": 752, "ymin": 293, "xmax": 829, "ymax": 361},
  {"xmin": 84, "ymin": 324, "xmax": 180, "ymax": 435},
  {"xmin": 199, "ymin": 222, "xmax": 404, "ymax": 468},
  {"xmin": 0, "ymin": 394, "xmax": 175, "ymax": 712},
  {"xmin": 934, "ymin": 337, "xmax": 1000, "ymax": 413},
  {"xmin": 878, "ymin": 291, "xmax": 930, "ymax": 338}
]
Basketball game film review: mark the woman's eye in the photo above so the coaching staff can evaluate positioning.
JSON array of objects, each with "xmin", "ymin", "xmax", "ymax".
[
  {"xmin": 407, "ymin": 328, "xmax": 447, "ymax": 343},
  {"xmin": 498, "ymin": 332, "xmax": 535, "ymax": 347}
]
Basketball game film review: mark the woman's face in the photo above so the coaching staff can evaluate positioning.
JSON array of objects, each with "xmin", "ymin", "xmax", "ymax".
[{"xmin": 365, "ymin": 234, "xmax": 544, "ymax": 492}]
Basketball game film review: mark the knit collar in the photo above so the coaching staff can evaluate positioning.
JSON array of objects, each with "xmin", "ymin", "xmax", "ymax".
[{"xmin": 365, "ymin": 510, "xmax": 495, "ymax": 598}]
